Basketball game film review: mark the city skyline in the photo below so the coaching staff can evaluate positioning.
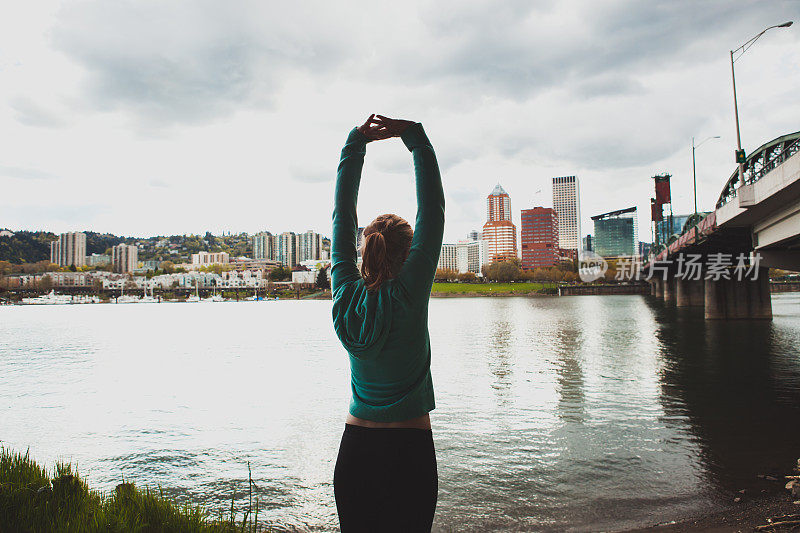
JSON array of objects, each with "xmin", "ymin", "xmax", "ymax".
[{"xmin": 2, "ymin": 3, "xmax": 798, "ymax": 243}]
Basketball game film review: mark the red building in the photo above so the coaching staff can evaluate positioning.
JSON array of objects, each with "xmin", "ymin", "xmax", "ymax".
[{"xmin": 520, "ymin": 207, "xmax": 559, "ymax": 269}]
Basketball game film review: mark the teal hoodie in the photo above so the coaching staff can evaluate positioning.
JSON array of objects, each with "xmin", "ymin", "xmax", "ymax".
[{"xmin": 331, "ymin": 123, "xmax": 445, "ymax": 422}]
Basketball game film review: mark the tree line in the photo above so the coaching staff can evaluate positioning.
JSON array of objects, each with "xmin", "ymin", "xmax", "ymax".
[{"xmin": 436, "ymin": 258, "xmax": 585, "ymax": 283}]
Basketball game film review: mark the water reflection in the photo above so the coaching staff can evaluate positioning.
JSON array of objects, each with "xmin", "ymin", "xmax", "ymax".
[
  {"xmin": 553, "ymin": 324, "xmax": 585, "ymax": 423},
  {"xmin": 487, "ymin": 300, "xmax": 514, "ymax": 404},
  {"xmin": 651, "ymin": 295, "xmax": 800, "ymax": 491}
]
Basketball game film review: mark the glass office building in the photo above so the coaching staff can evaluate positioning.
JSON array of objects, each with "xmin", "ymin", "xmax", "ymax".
[{"xmin": 592, "ymin": 207, "xmax": 638, "ymax": 258}]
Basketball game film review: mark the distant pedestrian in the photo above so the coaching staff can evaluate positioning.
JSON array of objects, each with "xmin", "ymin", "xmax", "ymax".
[{"xmin": 330, "ymin": 114, "xmax": 444, "ymax": 532}]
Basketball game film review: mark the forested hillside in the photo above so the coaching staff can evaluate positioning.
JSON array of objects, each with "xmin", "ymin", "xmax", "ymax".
[
  {"xmin": 0, "ymin": 229, "xmax": 256, "ymax": 264},
  {"xmin": 0, "ymin": 231, "xmax": 55, "ymax": 263}
]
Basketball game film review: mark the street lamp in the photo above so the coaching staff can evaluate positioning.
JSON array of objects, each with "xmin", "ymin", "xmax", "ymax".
[
  {"xmin": 692, "ymin": 135, "xmax": 720, "ymax": 216},
  {"xmin": 730, "ymin": 21, "xmax": 793, "ymax": 186}
]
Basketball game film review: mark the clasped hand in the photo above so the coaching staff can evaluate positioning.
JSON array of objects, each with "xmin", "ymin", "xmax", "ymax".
[{"xmin": 357, "ymin": 114, "xmax": 414, "ymax": 141}]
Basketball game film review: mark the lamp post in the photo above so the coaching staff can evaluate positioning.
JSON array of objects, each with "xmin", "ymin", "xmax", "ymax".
[
  {"xmin": 692, "ymin": 135, "xmax": 720, "ymax": 216},
  {"xmin": 730, "ymin": 21, "xmax": 792, "ymax": 186}
]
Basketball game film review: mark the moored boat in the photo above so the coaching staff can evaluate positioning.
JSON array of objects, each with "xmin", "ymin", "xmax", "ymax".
[{"xmin": 21, "ymin": 291, "xmax": 74, "ymax": 305}]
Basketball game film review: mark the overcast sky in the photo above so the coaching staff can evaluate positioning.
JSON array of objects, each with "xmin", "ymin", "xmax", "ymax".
[{"xmin": 1, "ymin": 1, "xmax": 798, "ymax": 243}]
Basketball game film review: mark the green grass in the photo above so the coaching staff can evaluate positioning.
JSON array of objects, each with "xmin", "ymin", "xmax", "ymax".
[
  {"xmin": 0, "ymin": 446, "xmax": 269, "ymax": 532},
  {"xmin": 431, "ymin": 282, "xmax": 557, "ymax": 294}
]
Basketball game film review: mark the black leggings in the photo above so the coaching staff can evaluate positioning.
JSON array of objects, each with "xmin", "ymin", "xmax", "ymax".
[{"xmin": 334, "ymin": 424, "xmax": 438, "ymax": 532}]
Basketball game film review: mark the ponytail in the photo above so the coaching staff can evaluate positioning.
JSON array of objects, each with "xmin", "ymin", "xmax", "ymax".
[
  {"xmin": 360, "ymin": 214, "xmax": 414, "ymax": 292},
  {"xmin": 362, "ymin": 232, "xmax": 390, "ymax": 292}
]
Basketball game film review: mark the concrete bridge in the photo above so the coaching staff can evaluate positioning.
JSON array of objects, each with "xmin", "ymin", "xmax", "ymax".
[{"xmin": 646, "ymin": 131, "xmax": 800, "ymax": 319}]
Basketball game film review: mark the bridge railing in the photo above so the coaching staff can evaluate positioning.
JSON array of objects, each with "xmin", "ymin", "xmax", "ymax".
[
  {"xmin": 717, "ymin": 134, "xmax": 800, "ymax": 208},
  {"xmin": 745, "ymin": 138, "xmax": 800, "ymax": 186}
]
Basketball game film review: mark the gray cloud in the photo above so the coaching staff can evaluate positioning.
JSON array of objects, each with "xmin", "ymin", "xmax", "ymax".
[
  {"xmin": 5, "ymin": 0, "xmax": 796, "ymax": 238},
  {"xmin": 571, "ymin": 75, "xmax": 644, "ymax": 99},
  {"xmin": 384, "ymin": 1, "xmax": 795, "ymax": 102},
  {"xmin": 51, "ymin": 1, "xmax": 353, "ymax": 127},
  {"xmin": 10, "ymin": 97, "xmax": 68, "ymax": 128},
  {"xmin": 0, "ymin": 165, "xmax": 57, "ymax": 181},
  {"xmin": 50, "ymin": 0, "xmax": 796, "ymax": 132}
]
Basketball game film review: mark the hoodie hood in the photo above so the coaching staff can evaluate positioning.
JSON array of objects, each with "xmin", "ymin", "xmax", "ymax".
[{"xmin": 332, "ymin": 278, "xmax": 392, "ymax": 359}]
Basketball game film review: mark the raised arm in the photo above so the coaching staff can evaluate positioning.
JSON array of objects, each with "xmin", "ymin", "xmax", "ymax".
[
  {"xmin": 395, "ymin": 123, "xmax": 445, "ymax": 302},
  {"xmin": 331, "ymin": 115, "xmax": 393, "ymax": 292},
  {"xmin": 330, "ymin": 128, "xmax": 368, "ymax": 292}
]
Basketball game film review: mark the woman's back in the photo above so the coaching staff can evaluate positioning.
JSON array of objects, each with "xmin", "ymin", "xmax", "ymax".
[{"xmin": 330, "ymin": 120, "xmax": 445, "ymax": 424}]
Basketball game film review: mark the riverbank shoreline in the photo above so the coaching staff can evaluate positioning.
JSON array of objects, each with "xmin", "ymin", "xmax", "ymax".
[
  {"xmin": 0, "ymin": 446, "xmax": 265, "ymax": 532},
  {"xmin": 7, "ymin": 443, "xmax": 797, "ymax": 533},
  {"xmin": 4, "ymin": 282, "xmax": 797, "ymax": 305},
  {"xmin": 430, "ymin": 291, "xmax": 551, "ymax": 297},
  {"xmin": 624, "ymin": 491, "xmax": 799, "ymax": 532}
]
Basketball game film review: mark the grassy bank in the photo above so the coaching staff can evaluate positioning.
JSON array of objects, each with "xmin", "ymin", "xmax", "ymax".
[
  {"xmin": 431, "ymin": 282, "xmax": 557, "ymax": 295},
  {"xmin": 0, "ymin": 447, "xmax": 268, "ymax": 532}
]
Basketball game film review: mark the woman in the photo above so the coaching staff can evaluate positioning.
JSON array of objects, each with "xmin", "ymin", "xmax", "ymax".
[{"xmin": 330, "ymin": 114, "xmax": 445, "ymax": 532}]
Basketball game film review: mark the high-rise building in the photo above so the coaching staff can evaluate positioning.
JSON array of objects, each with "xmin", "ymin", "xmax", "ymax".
[
  {"xmin": 191, "ymin": 251, "xmax": 229, "ymax": 267},
  {"xmin": 438, "ymin": 240, "xmax": 487, "ymax": 275},
  {"xmin": 592, "ymin": 207, "xmax": 638, "ymax": 258},
  {"xmin": 252, "ymin": 232, "xmax": 275, "ymax": 260},
  {"xmin": 520, "ymin": 207, "xmax": 559, "ymax": 269},
  {"xmin": 276, "ymin": 231, "xmax": 298, "ymax": 266},
  {"xmin": 638, "ymin": 241, "xmax": 652, "ymax": 261},
  {"xmin": 50, "ymin": 232, "xmax": 87, "ymax": 267},
  {"xmin": 438, "ymin": 245, "xmax": 458, "ymax": 272},
  {"xmin": 460, "ymin": 239, "xmax": 487, "ymax": 274},
  {"xmin": 297, "ymin": 230, "xmax": 323, "ymax": 263},
  {"xmin": 482, "ymin": 184, "xmax": 517, "ymax": 262},
  {"xmin": 582, "ymin": 235, "xmax": 593, "ymax": 252},
  {"xmin": 112, "ymin": 243, "xmax": 138, "ymax": 273},
  {"xmin": 486, "ymin": 184, "xmax": 512, "ymax": 222},
  {"xmin": 552, "ymin": 176, "xmax": 581, "ymax": 252},
  {"xmin": 467, "ymin": 230, "xmax": 480, "ymax": 242}
]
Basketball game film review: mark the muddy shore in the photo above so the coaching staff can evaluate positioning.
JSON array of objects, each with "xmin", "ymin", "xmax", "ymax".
[{"xmin": 625, "ymin": 490, "xmax": 799, "ymax": 532}]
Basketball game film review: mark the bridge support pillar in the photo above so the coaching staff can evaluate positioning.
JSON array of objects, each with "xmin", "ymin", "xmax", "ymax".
[
  {"xmin": 653, "ymin": 278, "xmax": 664, "ymax": 299},
  {"xmin": 688, "ymin": 279, "xmax": 705, "ymax": 306},
  {"xmin": 663, "ymin": 277, "xmax": 675, "ymax": 304},
  {"xmin": 675, "ymin": 278, "xmax": 689, "ymax": 306},
  {"xmin": 748, "ymin": 268, "xmax": 773, "ymax": 319},
  {"xmin": 704, "ymin": 268, "xmax": 772, "ymax": 320},
  {"xmin": 676, "ymin": 278, "xmax": 704, "ymax": 307}
]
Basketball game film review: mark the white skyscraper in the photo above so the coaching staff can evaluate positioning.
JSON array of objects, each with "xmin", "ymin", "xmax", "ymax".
[
  {"xmin": 552, "ymin": 176, "xmax": 581, "ymax": 252},
  {"xmin": 50, "ymin": 232, "xmax": 87, "ymax": 267},
  {"xmin": 112, "ymin": 243, "xmax": 138, "ymax": 274},
  {"xmin": 437, "ymin": 240, "xmax": 487, "ymax": 275}
]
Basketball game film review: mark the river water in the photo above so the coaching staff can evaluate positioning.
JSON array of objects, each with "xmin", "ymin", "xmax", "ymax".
[{"xmin": 1, "ymin": 294, "xmax": 799, "ymax": 531}]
